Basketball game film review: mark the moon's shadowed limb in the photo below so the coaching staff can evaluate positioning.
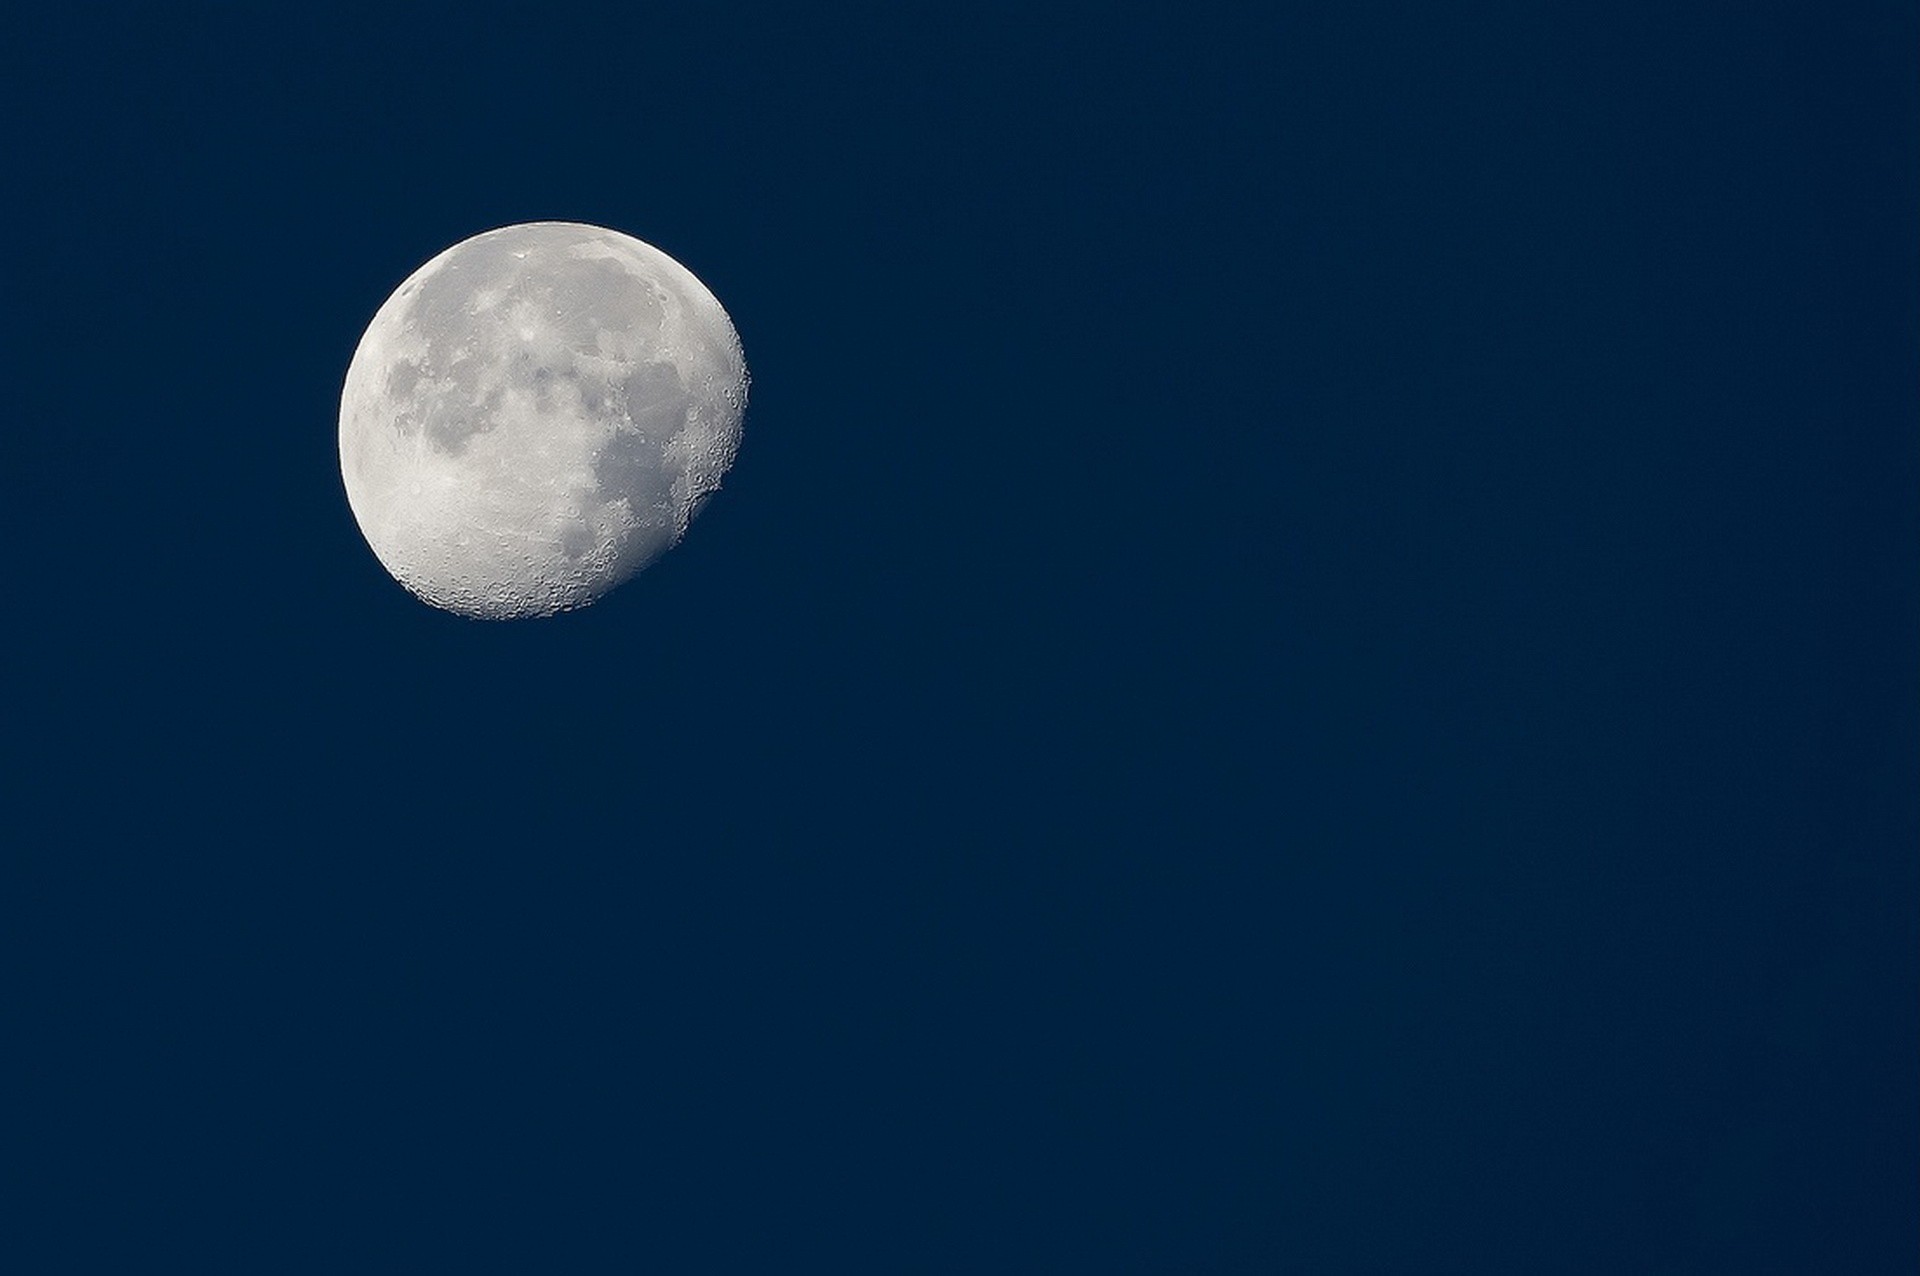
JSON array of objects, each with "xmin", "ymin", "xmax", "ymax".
[{"xmin": 339, "ymin": 222, "xmax": 747, "ymax": 619}]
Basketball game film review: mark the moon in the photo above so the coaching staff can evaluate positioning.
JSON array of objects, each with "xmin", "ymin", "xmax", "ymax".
[{"xmin": 339, "ymin": 222, "xmax": 747, "ymax": 619}]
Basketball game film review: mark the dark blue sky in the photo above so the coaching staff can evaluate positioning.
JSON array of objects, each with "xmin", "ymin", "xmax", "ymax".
[{"xmin": 8, "ymin": 3, "xmax": 1915, "ymax": 1271}]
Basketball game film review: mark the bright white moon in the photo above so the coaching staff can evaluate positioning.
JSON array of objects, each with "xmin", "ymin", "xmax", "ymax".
[{"xmin": 339, "ymin": 222, "xmax": 747, "ymax": 619}]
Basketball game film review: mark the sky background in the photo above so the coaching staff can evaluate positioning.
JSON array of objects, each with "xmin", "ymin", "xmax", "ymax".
[{"xmin": 7, "ymin": 2, "xmax": 1916, "ymax": 1271}]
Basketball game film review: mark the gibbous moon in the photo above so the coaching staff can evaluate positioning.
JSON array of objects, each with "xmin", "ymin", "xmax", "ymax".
[{"xmin": 339, "ymin": 222, "xmax": 747, "ymax": 619}]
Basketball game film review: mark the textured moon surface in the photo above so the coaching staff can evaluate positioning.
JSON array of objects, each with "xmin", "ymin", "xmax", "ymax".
[{"xmin": 339, "ymin": 222, "xmax": 746, "ymax": 619}]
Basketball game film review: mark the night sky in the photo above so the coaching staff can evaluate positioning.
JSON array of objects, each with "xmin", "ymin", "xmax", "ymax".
[{"xmin": 9, "ymin": 3, "xmax": 1916, "ymax": 1271}]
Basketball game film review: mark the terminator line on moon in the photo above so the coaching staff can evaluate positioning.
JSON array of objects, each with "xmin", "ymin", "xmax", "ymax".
[{"xmin": 339, "ymin": 222, "xmax": 747, "ymax": 619}]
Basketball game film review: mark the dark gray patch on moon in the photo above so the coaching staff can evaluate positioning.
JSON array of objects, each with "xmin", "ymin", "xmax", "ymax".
[
  {"xmin": 622, "ymin": 362, "xmax": 689, "ymax": 438},
  {"xmin": 421, "ymin": 399, "xmax": 476, "ymax": 452},
  {"xmin": 402, "ymin": 237, "xmax": 519, "ymax": 362},
  {"xmin": 539, "ymin": 256, "xmax": 664, "ymax": 347},
  {"xmin": 386, "ymin": 359, "xmax": 422, "ymax": 401},
  {"xmin": 594, "ymin": 429, "xmax": 673, "ymax": 527}
]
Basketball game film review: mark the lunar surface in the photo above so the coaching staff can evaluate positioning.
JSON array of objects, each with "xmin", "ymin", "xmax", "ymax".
[{"xmin": 339, "ymin": 222, "xmax": 747, "ymax": 619}]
